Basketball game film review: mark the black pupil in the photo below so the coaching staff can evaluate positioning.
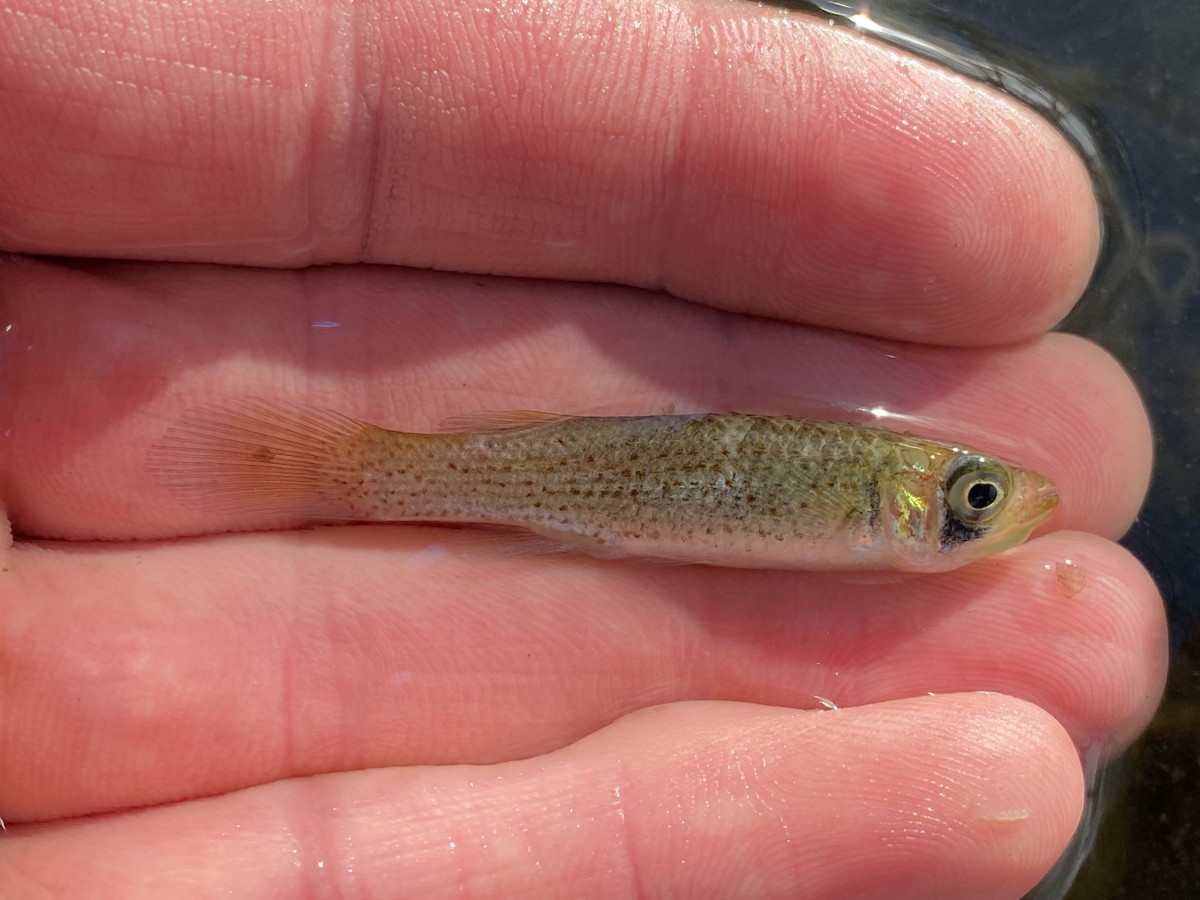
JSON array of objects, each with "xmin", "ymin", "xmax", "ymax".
[{"xmin": 966, "ymin": 480, "xmax": 999, "ymax": 510}]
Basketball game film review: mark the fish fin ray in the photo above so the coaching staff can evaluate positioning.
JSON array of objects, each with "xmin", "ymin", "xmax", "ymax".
[
  {"xmin": 439, "ymin": 523, "xmax": 582, "ymax": 557},
  {"xmin": 146, "ymin": 398, "xmax": 371, "ymax": 520},
  {"xmin": 780, "ymin": 472, "xmax": 865, "ymax": 528},
  {"xmin": 436, "ymin": 410, "xmax": 575, "ymax": 434},
  {"xmin": 421, "ymin": 524, "xmax": 701, "ymax": 567}
]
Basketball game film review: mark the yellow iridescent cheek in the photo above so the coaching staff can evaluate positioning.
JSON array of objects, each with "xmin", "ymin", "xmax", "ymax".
[{"xmin": 888, "ymin": 479, "xmax": 932, "ymax": 553}]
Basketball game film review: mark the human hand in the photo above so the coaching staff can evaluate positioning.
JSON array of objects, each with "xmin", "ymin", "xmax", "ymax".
[{"xmin": 0, "ymin": 1, "xmax": 1166, "ymax": 897}]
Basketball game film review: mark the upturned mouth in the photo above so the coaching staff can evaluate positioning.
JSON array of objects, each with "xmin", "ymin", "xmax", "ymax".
[{"xmin": 1032, "ymin": 479, "xmax": 1060, "ymax": 520}]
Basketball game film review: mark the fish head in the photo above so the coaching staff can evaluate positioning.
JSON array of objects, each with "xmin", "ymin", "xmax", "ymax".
[{"xmin": 881, "ymin": 446, "xmax": 1058, "ymax": 572}]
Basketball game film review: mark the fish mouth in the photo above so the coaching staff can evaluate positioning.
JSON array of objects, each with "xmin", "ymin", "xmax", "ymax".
[{"xmin": 1031, "ymin": 479, "xmax": 1060, "ymax": 521}]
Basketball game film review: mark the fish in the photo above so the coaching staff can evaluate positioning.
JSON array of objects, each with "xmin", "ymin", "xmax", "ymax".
[{"xmin": 146, "ymin": 400, "xmax": 1059, "ymax": 572}]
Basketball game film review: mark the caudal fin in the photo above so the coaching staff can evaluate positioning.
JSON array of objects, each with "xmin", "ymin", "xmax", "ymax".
[{"xmin": 146, "ymin": 399, "xmax": 370, "ymax": 521}]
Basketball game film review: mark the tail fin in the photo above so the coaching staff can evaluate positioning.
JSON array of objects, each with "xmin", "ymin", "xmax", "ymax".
[{"xmin": 146, "ymin": 399, "xmax": 371, "ymax": 521}]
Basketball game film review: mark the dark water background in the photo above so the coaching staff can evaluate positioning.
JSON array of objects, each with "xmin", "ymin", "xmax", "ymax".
[{"xmin": 781, "ymin": 1, "xmax": 1200, "ymax": 896}]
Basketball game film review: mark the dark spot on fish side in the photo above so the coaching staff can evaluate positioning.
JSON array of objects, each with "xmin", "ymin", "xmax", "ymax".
[
  {"xmin": 252, "ymin": 446, "xmax": 274, "ymax": 463},
  {"xmin": 941, "ymin": 514, "xmax": 983, "ymax": 550},
  {"xmin": 864, "ymin": 480, "xmax": 881, "ymax": 531}
]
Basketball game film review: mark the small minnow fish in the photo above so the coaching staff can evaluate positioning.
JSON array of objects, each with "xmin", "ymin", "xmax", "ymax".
[{"xmin": 147, "ymin": 401, "xmax": 1059, "ymax": 572}]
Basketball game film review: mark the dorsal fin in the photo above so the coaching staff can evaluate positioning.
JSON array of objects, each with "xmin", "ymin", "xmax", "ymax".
[{"xmin": 435, "ymin": 410, "xmax": 576, "ymax": 434}]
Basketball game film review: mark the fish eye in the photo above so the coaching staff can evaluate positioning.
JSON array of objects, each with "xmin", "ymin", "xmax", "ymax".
[{"xmin": 945, "ymin": 455, "xmax": 1011, "ymax": 526}]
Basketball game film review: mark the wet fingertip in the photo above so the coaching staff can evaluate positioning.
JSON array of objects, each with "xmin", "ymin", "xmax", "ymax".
[
  {"xmin": 968, "ymin": 696, "xmax": 1086, "ymax": 852},
  {"xmin": 956, "ymin": 533, "xmax": 1167, "ymax": 757},
  {"xmin": 882, "ymin": 694, "xmax": 1086, "ymax": 894},
  {"xmin": 1041, "ymin": 336, "xmax": 1152, "ymax": 538},
  {"xmin": 1050, "ymin": 537, "xmax": 1168, "ymax": 753}
]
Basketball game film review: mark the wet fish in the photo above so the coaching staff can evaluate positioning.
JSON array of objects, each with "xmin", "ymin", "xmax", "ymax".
[{"xmin": 147, "ymin": 401, "xmax": 1058, "ymax": 571}]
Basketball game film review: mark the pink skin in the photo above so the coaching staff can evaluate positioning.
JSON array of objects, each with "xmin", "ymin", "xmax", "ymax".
[
  {"xmin": 4, "ymin": 697, "xmax": 1085, "ymax": 899},
  {"xmin": 0, "ymin": 1, "xmax": 1164, "ymax": 899},
  {"xmin": 1, "ymin": 1, "xmax": 1093, "ymax": 343}
]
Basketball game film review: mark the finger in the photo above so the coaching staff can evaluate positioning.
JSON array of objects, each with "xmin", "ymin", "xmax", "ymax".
[
  {"xmin": 0, "ymin": 694, "xmax": 1085, "ymax": 899},
  {"xmin": 0, "ymin": 258, "xmax": 1150, "ymax": 541},
  {"xmin": 0, "ymin": 1, "xmax": 1098, "ymax": 342},
  {"xmin": 0, "ymin": 527, "xmax": 1164, "ymax": 821}
]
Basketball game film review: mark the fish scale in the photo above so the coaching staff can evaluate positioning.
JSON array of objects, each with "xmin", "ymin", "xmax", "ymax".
[{"xmin": 147, "ymin": 401, "xmax": 1058, "ymax": 572}]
